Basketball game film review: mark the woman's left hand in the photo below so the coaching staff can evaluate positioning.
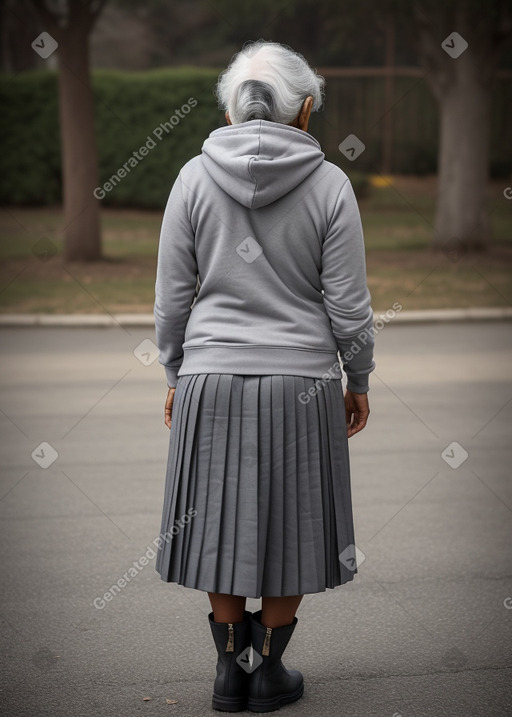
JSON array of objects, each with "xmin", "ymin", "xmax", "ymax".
[{"xmin": 164, "ymin": 387, "xmax": 176, "ymax": 429}]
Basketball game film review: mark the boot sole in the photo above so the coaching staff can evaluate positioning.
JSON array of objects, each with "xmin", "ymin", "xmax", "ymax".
[
  {"xmin": 212, "ymin": 693, "xmax": 248, "ymax": 712},
  {"xmin": 247, "ymin": 681, "xmax": 304, "ymax": 713}
]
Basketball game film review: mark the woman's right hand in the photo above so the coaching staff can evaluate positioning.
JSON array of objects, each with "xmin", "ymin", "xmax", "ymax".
[{"xmin": 344, "ymin": 390, "xmax": 370, "ymax": 438}]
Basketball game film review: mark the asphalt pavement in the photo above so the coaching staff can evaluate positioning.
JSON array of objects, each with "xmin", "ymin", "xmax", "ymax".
[{"xmin": 0, "ymin": 322, "xmax": 511, "ymax": 716}]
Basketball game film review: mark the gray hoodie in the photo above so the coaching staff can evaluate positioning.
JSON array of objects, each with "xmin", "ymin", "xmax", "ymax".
[{"xmin": 154, "ymin": 119, "xmax": 375, "ymax": 392}]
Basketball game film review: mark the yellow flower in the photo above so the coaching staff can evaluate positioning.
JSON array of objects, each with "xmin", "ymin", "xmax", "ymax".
[{"xmin": 369, "ymin": 175, "xmax": 393, "ymax": 188}]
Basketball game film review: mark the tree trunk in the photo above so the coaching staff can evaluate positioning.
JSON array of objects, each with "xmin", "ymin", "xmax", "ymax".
[
  {"xmin": 57, "ymin": 25, "xmax": 102, "ymax": 261},
  {"xmin": 434, "ymin": 59, "xmax": 491, "ymax": 252},
  {"xmin": 413, "ymin": 0, "xmax": 507, "ymax": 254}
]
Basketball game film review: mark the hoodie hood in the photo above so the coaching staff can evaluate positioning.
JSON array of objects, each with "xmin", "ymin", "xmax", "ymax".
[{"xmin": 201, "ymin": 119, "xmax": 325, "ymax": 209}]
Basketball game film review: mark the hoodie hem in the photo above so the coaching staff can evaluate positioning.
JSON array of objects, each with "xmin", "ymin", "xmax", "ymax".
[{"xmin": 177, "ymin": 346, "xmax": 341, "ymax": 380}]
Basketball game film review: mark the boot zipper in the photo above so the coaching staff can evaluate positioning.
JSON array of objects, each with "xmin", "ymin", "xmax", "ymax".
[
  {"xmin": 226, "ymin": 623, "xmax": 234, "ymax": 652},
  {"xmin": 262, "ymin": 626, "xmax": 272, "ymax": 656}
]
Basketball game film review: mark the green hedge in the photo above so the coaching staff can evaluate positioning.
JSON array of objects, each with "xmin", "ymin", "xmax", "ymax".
[
  {"xmin": 1, "ymin": 71, "xmax": 62, "ymax": 205},
  {"xmin": 0, "ymin": 67, "xmax": 223, "ymax": 209},
  {"xmin": 1, "ymin": 68, "xmax": 510, "ymax": 209}
]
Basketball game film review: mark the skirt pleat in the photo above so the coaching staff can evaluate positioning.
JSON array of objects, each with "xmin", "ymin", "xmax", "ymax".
[{"xmin": 155, "ymin": 373, "xmax": 357, "ymax": 598}]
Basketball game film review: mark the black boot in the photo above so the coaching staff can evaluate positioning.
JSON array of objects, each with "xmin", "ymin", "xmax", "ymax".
[
  {"xmin": 247, "ymin": 610, "xmax": 304, "ymax": 713},
  {"xmin": 208, "ymin": 610, "xmax": 252, "ymax": 712}
]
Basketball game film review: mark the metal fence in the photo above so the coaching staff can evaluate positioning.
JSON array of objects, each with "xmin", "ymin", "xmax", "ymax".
[{"xmin": 308, "ymin": 67, "xmax": 512, "ymax": 176}]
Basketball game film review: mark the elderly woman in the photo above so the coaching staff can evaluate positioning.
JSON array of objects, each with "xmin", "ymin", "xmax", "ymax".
[{"xmin": 154, "ymin": 40, "xmax": 374, "ymax": 713}]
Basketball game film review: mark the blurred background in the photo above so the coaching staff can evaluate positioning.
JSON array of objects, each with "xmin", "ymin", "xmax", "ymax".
[
  {"xmin": 1, "ymin": 5, "xmax": 512, "ymax": 715},
  {"xmin": 0, "ymin": 0, "xmax": 511, "ymax": 315}
]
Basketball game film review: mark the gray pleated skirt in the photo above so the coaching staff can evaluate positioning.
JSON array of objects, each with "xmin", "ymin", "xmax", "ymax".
[{"xmin": 155, "ymin": 373, "xmax": 357, "ymax": 598}]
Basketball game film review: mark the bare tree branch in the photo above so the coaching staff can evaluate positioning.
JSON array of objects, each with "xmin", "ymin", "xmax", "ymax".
[
  {"xmin": 69, "ymin": 0, "xmax": 108, "ymax": 34},
  {"xmin": 31, "ymin": 0, "xmax": 108, "ymax": 36},
  {"xmin": 88, "ymin": 0, "xmax": 108, "ymax": 30},
  {"xmin": 489, "ymin": 1, "xmax": 512, "ymax": 59},
  {"xmin": 30, "ymin": 0, "xmax": 62, "ymax": 35},
  {"xmin": 90, "ymin": 0, "xmax": 108, "ymax": 20},
  {"xmin": 412, "ymin": 0, "xmax": 452, "ymax": 100}
]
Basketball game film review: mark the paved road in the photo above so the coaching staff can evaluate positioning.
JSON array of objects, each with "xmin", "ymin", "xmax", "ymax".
[{"xmin": 0, "ymin": 323, "xmax": 511, "ymax": 717}]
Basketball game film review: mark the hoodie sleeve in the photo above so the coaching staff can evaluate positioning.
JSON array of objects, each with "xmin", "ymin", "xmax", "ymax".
[
  {"xmin": 154, "ymin": 173, "xmax": 198, "ymax": 387},
  {"xmin": 320, "ymin": 178, "xmax": 375, "ymax": 393}
]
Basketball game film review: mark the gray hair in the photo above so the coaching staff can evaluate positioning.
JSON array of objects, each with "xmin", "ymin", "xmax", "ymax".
[{"xmin": 216, "ymin": 40, "xmax": 325, "ymax": 125}]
